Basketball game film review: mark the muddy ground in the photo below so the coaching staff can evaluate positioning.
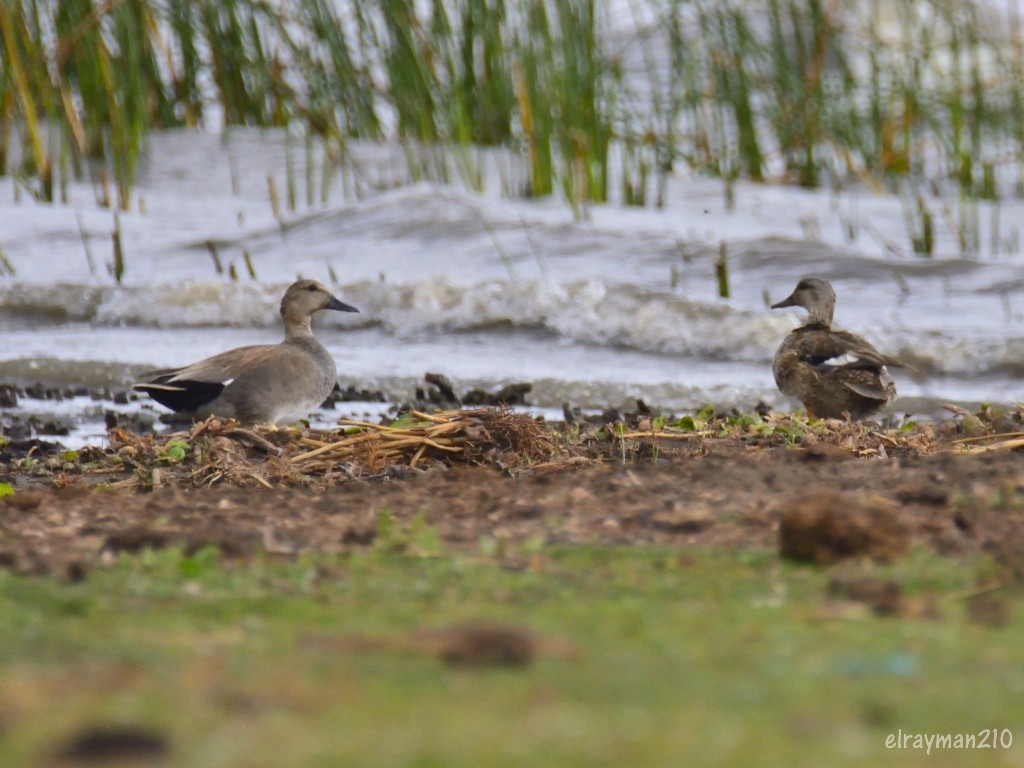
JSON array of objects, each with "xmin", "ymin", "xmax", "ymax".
[{"xmin": 2, "ymin": 409, "xmax": 1024, "ymax": 584}]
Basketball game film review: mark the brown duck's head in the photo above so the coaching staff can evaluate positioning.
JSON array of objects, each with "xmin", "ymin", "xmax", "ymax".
[
  {"xmin": 771, "ymin": 277, "xmax": 836, "ymax": 326},
  {"xmin": 280, "ymin": 279, "xmax": 359, "ymax": 323}
]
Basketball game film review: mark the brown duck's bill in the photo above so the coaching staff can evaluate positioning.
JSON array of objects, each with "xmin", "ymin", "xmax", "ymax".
[{"xmin": 327, "ymin": 297, "xmax": 360, "ymax": 313}]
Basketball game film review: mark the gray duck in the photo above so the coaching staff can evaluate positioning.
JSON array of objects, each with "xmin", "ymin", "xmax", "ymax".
[
  {"xmin": 134, "ymin": 279, "xmax": 358, "ymax": 425},
  {"xmin": 770, "ymin": 277, "xmax": 903, "ymax": 420}
]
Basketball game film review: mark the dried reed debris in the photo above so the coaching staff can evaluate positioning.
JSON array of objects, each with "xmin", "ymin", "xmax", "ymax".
[
  {"xmin": 100, "ymin": 409, "xmax": 562, "ymax": 489},
  {"xmin": 290, "ymin": 409, "xmax": 559, "ymax": 475}
]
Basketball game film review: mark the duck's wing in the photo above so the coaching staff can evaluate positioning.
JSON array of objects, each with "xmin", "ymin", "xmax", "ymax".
[
  {"xmin": 133, "ymin": 344, "xmax": 278, "ymax": 413},
  {"xmin": 828, "ymin": 330, "xmax": 904, "ymax": 369},
  {"xmin": 793, "ymin": 327, "xmax": 903, "ymax": 370},
  {"xmin": 839, "ymin": 367, "xmax": 895, "ymax": 401},
  {"xmin": 790, "ymin": 327, "xmax": 898, "ymax": 402}
]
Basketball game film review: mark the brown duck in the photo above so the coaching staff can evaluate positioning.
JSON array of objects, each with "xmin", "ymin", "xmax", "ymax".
[
  {"xmin": 770, "ymin": 277, "xmax": 903, "ymax": 420},
  {"xmin": 134, "ymin": 279, "xmax": 358, "ymax": 425}
]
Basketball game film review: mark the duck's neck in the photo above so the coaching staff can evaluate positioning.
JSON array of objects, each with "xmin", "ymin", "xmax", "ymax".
[
  {"xmin": 283, "ymin": 315, "xmax": 314, "ymax": 340},
  {"xmin": 806, "ymin": 303, "xmax": 834, "ymax": 327}
]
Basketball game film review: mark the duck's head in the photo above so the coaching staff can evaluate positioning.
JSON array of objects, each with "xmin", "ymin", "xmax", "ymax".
[
  {"xmin": 280, "ymin": 279, "xmax": 359, "ymax": 323},
  {"xmin": 771, "ymin": 277, "xmax": 835, "ymax": 326}
]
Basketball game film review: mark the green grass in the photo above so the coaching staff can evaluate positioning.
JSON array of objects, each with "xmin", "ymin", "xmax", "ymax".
[{"xmin": 0, "ymin": 543, "xmax": 1020, "ymax": 767}]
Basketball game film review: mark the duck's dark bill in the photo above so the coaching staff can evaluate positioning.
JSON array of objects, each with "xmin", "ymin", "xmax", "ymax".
[
  {"xmin": 328, "ymin": 297, "xmax": 360, "ymax": 313},
  {"xmin": 771, "ymin": 294, "xmax": 797, "ymax": 309}
]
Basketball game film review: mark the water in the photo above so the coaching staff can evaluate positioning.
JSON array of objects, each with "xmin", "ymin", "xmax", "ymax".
[{"xmin": 2, "ymin": 130, "xmax": 1024, "ymax": 445}]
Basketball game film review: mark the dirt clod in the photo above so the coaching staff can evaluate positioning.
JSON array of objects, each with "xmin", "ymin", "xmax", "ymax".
[
  {"xmin": 440, "ymin": 624, "xmax": 535, "ymax": 668},
  {"xmin": 102, "ymin": 527, "xmax": 176, "ymax": 554},
  {"xmin": 652, "ymin": 502, "xmax": 714, "ymax": 533},
  {"xmin": 2, "ymin": 490, "xmax": 47, "ymax": 511},
  {"xmin": 827, "ymin": 575, "xmax": 903, "ymax": 616},
  {"xmin": 54, "ymin": 725, "xmax": 167, "ymax": 763},
  {"xmin": 986, "ymin": 528, "xmax": 1024, "ymax": 584},
  {"xmin": 778, "ymin": 492, "xmax": 910, "ymax": 564},
  {"xmin": 966, "ymin": 594, "xmax": 1012, "ymax": 627}
]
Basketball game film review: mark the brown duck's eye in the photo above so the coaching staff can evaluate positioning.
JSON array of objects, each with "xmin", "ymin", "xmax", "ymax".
[{"xmin": 306, "ymin": 284, "xmax": 318, "ymax": 292}]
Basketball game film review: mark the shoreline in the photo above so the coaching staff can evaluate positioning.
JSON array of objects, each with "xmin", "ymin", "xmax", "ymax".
[
  {"xmin": 0, "ymin": 371, "xmax": 1006, "ymax": 454},
  {"xmin": 1, "ymin": 407, "xmax": 1022, "ymax": 585}
]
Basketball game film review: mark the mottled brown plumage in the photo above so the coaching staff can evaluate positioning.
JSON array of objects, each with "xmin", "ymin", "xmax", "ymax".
[{"xmin": 771, "ymin": 277, "xmax": 902, "ymax": 420}]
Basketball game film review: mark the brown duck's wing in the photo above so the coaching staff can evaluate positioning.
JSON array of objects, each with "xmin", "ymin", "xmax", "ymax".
[
  {"xmin": 133, "ymin": 345, "xmax": 281, "ymax": 414},
  {"xmin": 791, "ymin": 326, "xmax": 903, "ymax": 370},
  {"xmin": 836, "ymin": 367, "xmax": 895, "ymax": 401},
  {"xmin": 828, "ymin": 330, "xmax": 904, "ymax": 368},
  {"xmin": 138, "ymin": 344, "xmax": 280, "ymax": 385}
]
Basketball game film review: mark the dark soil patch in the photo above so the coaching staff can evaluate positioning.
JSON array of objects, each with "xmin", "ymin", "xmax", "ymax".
[
  {"xmin": 54, "ymin": 725, "xmax": 168, "ymax": 763},
  {"xmin": 827, "ymin": 575, "xmax": 904, "ymax": 616},
  {"xmin": 1, "ymin": 444, "xmax": 1024, "ymax": 578},
  {"xmin": 966, "ymin": 593, "xmax": 1012, "ymax": 627},
  {"xmin": 778, "ymin": 492, "xmax": 910, "ymax": 564},
  {"xmin": 439, "ymin": 624, "xmax": 536, "ymax": 668}
]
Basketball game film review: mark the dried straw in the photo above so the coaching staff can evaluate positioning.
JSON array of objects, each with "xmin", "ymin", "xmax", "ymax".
[{"xmin": 289, "ymin": 409, "xmax": 558, "ymax": 475}]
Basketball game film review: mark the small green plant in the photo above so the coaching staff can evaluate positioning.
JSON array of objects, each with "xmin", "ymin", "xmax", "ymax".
[
  {"xmin": 774, "ymin": 424, "xmax": 805, "ymax": 446},
  {"xmin": 372, "ymin": 508, "xmax": 443, "ymax": 556},
  {"xmin": 613, "ymin": 423, "xmax": 629, "ymax": 463},
  {"xmin": 375, "ymin": 506, "xmax": 395, "ymax": 548},
  {"xmin": 407, "ymin": 513, "xmax": 443, "ymax": 558},
  {"xmin": 676, "ymin": 415, "xmax": 703, "ymax": 432},
  {"xmin": 243, "ymin": 249, "xmax": 258, "ymax": 279},
  {"xmin": 388, "ymin": 413, "xmax": 433, "ymax": 430},
  {"xmin": 676, "ymin": 406, "xmax": 714, "ymax": 432},
  {"xmin": 158, "ymin": 439, "xmax": 189, "ymax": 465},
  {"xmin": 177, "ymin": 546, "xmax": 221, "ymax": 579},
  {"xmin": 111, "ymin": 214, "xmax": 125, "ymax": 283},
  {"xmin": 725, "ymin": 412, "xmax": 761, "ymax": 431},
  {"xmin": 716, "ymin": 242, "xmax": 731, "ymax": 298},
  {"xmin": 0, "ymin": 248, "xmax": 16, "ymax": 276},
  {"xmin": 0, "ymin": 482, "xmax": 14, "ymax": 498}
]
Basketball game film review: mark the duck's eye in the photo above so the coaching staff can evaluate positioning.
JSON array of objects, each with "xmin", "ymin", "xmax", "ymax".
[{"xmin": 305, "ymin": 285, "xmax": 318, "ymax": 292}]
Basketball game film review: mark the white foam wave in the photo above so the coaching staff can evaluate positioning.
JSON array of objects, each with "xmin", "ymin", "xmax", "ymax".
[
  {"xmin": 0, "ymin": 284, "xmax": 106, "ymax": 322},
  {"xmin": 349, "ymin": 276, "xmax": 792, "ymax": 360},
  {"xmin": 3, "ymin": 276, "xmax": 1023, "ymax": 378},
  {"xmin": 0, "ymin": 277, "xmax": 788, "ymax": 359}
]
